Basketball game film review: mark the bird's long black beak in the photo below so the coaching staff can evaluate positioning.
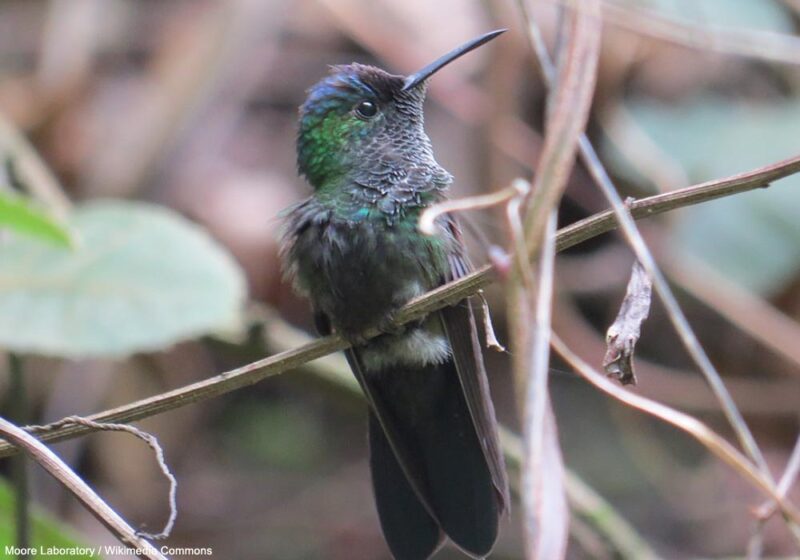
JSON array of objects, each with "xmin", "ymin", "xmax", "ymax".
[{"xmin": 401, "ymin": 29, "xmax": 507, "ymax": 92}]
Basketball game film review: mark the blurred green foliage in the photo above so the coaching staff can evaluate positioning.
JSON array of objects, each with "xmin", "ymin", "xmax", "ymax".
[
  {"xmin": 223, "ymin": 399, "xmax": 329, "ymax": 470},
  {"xmin": 0, "ymin": 200, "xmax": 246, "ymax": 357},
  {"xmin": 0, "ymin": 478, "xmax": 95, "ymax": 559},
  {"xmin": 606, "ymin": 97, "xmax": 800, "ymax": 294},
  {"xmin": 0, "ymin": 190, "xmax": 73, "ymax": 248}
]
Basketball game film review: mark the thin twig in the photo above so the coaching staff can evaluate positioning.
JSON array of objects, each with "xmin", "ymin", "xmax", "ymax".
[
  {"xmin": 550, "ymin": 335, "xmax": 800, "ymax": 525},
  {"xmin": 507, "ymin": 179, "xmax": 535, "ymax": 293},
  {"xmin": 665, "ymin": 256, "xmax": 800, "ymax": 374},
  {"xmin": 749, "ymin": 434, "xmax": 800, "ymax": 554},
  {"xmin": 0, "ymin": 154, "xmax": 798, "ymax": 458},
  {"xmin": 768, "ymin": 435, "xmax": 800, "ymax": 517},
  {"xmin": 0, "ymin": 116, "xmax": 71, "ymax": 215},
  {"xmin": 747, "ymin": 521, "xmax": 765, "ymax": 560},
  {"xmin": 516, "ymin": 212, "xmax": 568, "ymax": 559},
  {"xmin": 556, "ymin": 153, "xmax": 800, "ymax": 251},
  {"xmin": 28, "ymin": 416, "xmax": 178, "ymax": 541},
  {"xmin": 418, "ymin": 180, "xmax": 526, "ymax": 235},
  {"xmin": 0, "ymin": 417, "xmax": 166, "ymax": 560}
]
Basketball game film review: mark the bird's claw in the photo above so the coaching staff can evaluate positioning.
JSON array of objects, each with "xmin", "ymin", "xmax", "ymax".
[
  {"xmin": 344, "ymin": 332, "xmax": 371, "ymax": 347},
  {"xmin": 376, "ymin": 312, "xmax": 405, "ymax": 337},
  {"xmin": 343, "ymin": 313, "xmax": 419, "ymax": 347}
]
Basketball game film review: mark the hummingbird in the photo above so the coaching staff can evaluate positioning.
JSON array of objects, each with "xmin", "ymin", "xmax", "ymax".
[{"xmin": 281, "ymin": 30, "xmax": 510, "ymax": 560}]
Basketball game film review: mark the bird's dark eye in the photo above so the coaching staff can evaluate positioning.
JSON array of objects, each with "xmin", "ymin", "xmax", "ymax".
[{"xmin": 355, "ymin": 100, "xmax": 378, "ymax": 118}]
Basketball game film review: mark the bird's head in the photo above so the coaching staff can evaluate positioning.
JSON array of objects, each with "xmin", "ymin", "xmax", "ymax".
[{"xmin": 296, "ymin": 30, "xmax": 506, "ymax": 191}]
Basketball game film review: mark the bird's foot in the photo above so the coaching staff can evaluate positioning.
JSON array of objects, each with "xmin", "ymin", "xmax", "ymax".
[
  {"xmin": 376, "ymin": 311, "xmax": 406, "ymax": 337},
  {"xmin": 343, "ymin": 331, "xmax": 371, "ymax": 347},
  {"xmin": 342, "ymin": 313, "xmax": 423, "ymax": 347}
]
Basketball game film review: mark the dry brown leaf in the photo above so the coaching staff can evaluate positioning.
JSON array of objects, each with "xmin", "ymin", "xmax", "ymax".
[{"xmin": 603, "ymin": 260, "xmax": 652, "ymax": 385}]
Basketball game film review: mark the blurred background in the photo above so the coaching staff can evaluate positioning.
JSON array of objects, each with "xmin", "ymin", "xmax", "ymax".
[{"xmin": 1, "ymin": 0, "xmax": 800, "ymax": 558}]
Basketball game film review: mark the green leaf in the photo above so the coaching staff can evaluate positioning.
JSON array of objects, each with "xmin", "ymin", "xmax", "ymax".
[
  {"xmin": 0, "ymin": 200, "xmax": 246, "ymax": 357},
  {"xmin": 603, "ymin": 97, "xmax": 800, "ymax": 295},
  {"xmin": 0, "ymin": 190, "xmax": 73, "ymax": 248},
  {"xmin": 0, "ymin": 478, "xmax": 96, "ymax": 559}
]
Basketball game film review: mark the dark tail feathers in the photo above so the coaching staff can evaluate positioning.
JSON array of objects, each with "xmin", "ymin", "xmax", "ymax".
[{"xmin": 367, "ymin": 359, "xmax": 500, "ymax": 559}]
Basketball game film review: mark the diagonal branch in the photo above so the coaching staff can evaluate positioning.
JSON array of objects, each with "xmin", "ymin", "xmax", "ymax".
[
  {"xmin": 551, "ymin": 335, "xmax": 800, "ymax": 526},
  {"xmin": 0, "ymin": 154, "xmax": 799, "ymax": 459}
]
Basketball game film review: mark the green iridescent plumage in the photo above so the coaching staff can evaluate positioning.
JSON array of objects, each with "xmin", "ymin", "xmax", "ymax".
[
  {"xmin": 297, "ymin": 99, "xmax": 366, "ymax": 189},
  {"xmin": 281, "ymin": 30, "xmax": 509, "ymax": 560}
]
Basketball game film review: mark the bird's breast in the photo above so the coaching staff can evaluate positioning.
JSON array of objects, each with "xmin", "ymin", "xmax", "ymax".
[{"xmin": 293, "ymin": 214, "xmax": 446, "ymax": 338}]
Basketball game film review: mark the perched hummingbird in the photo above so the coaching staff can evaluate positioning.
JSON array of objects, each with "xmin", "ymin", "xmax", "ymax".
[{"xmin": 281, "ymin": 30, "xmax": 510, "ymax": 560}]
